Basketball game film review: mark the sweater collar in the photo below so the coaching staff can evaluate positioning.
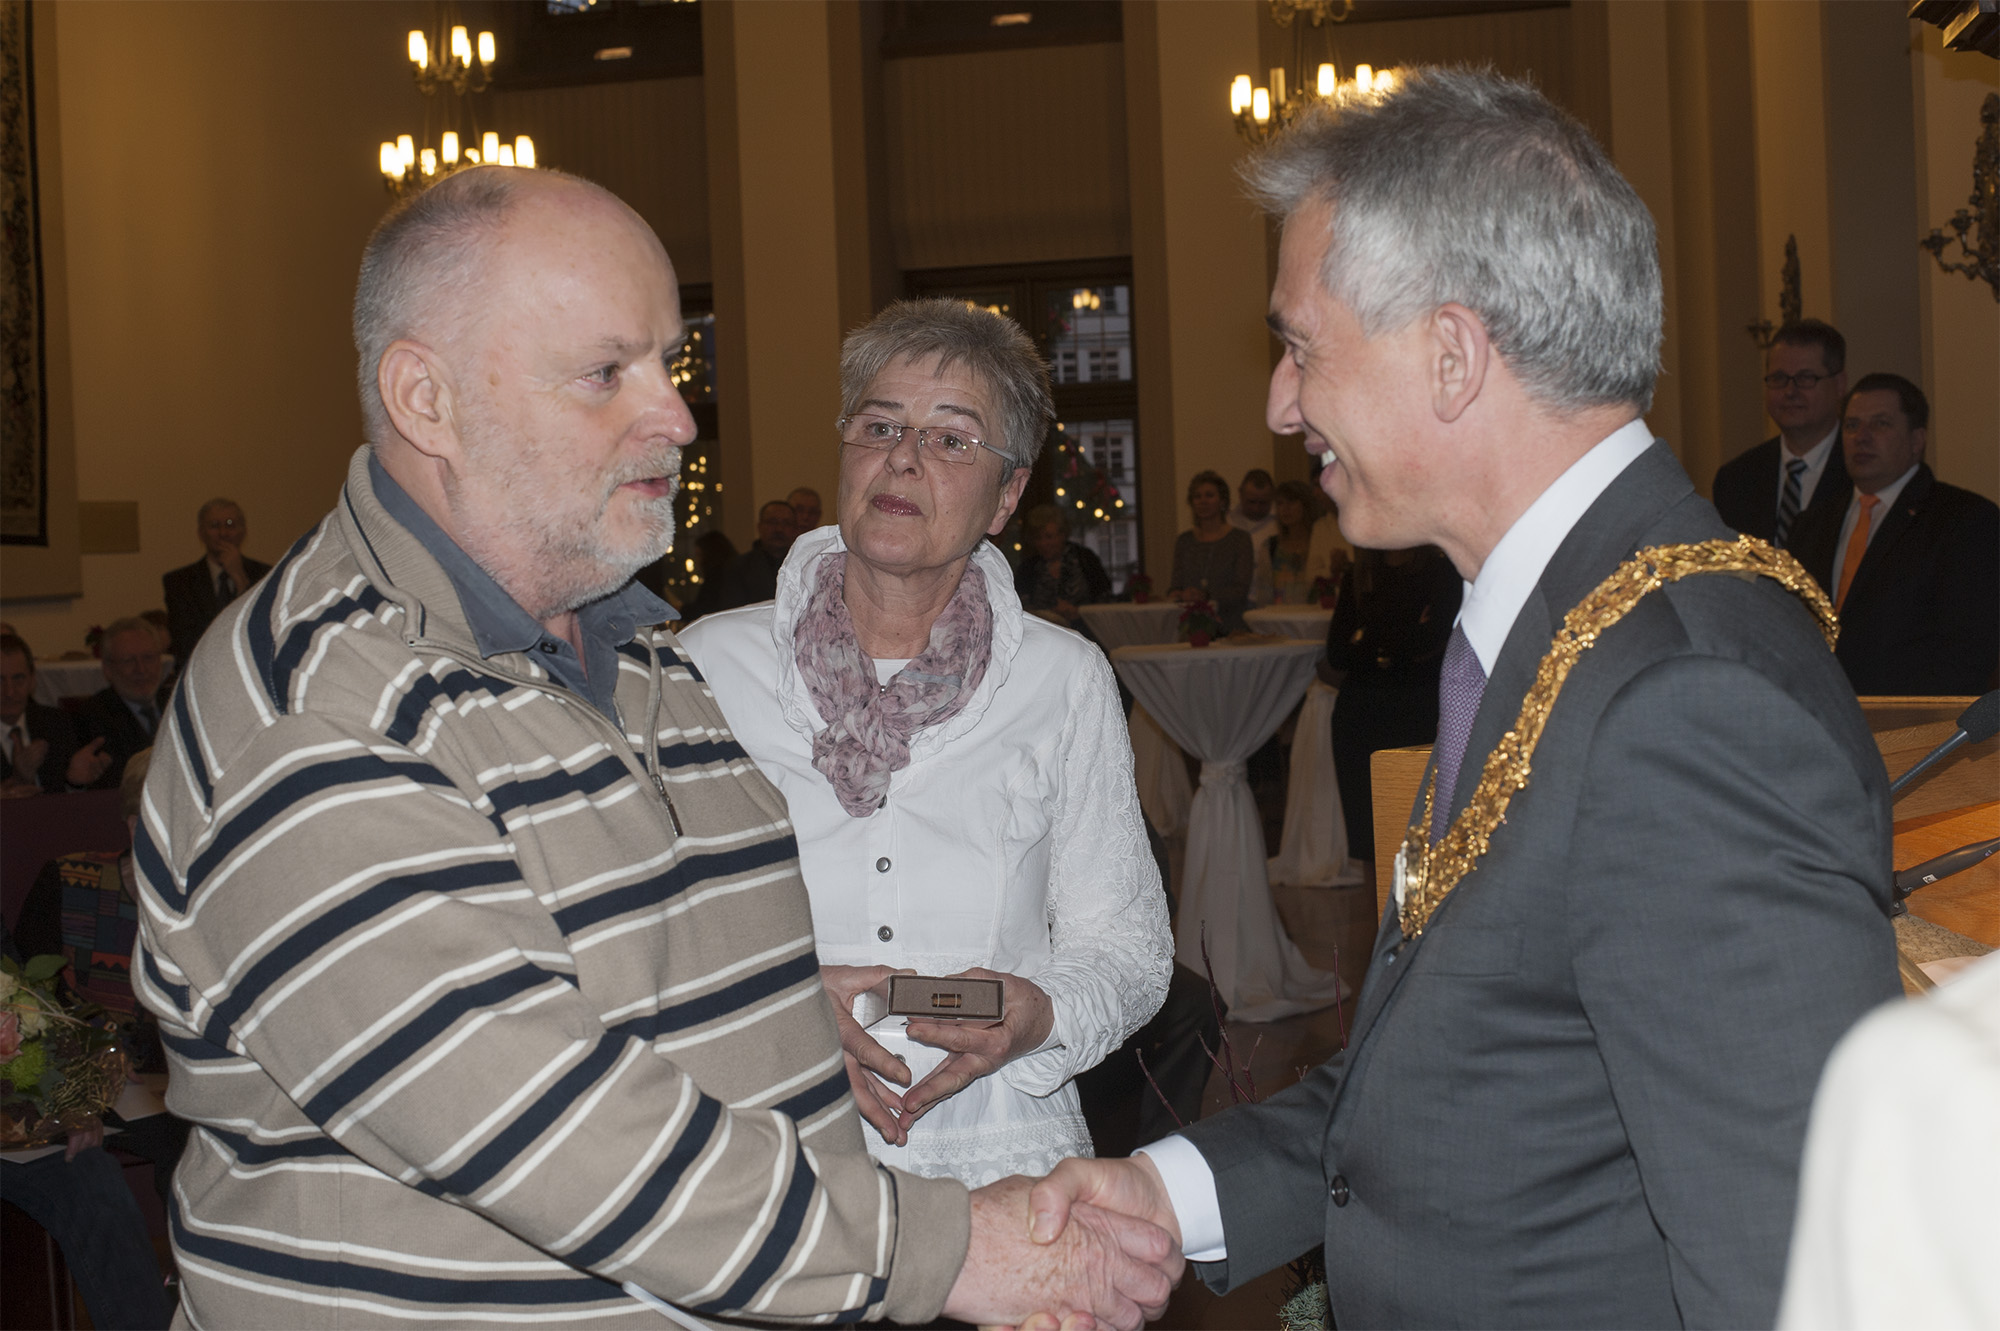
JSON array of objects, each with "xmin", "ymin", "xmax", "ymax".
[{"xmin": 336, "ymin": 447, "xmax": 673, "ymax": 677}]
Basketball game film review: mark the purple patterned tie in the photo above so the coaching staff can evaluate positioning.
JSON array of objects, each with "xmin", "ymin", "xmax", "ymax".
[{"xmin": 1430, "ymin": 624, "xmax": 1487, "ymax": 844}]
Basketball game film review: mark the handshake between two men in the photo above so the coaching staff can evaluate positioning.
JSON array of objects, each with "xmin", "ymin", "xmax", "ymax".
[
  {"xmin": 945, "ymin": 1156, "xmax": 1181, "ymax": 1331},
  {"xmin": 821, "ymin": 965, "xmax": 1184, "ymax": 1330}
]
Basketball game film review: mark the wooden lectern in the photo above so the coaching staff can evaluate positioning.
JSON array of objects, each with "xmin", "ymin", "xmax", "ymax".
[{"xmin": 1368, "ymin": 697, "xmax": 1997, "ymax": 988}]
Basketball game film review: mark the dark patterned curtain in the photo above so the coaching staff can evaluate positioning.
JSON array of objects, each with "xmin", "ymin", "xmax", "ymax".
[{"xmin": 1, "ymin": 0, "xmax": 47, "ymax": 545}]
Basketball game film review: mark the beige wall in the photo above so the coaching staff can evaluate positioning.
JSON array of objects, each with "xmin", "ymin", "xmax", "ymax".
[
  {"xmin": 1576, "ymin": 0, "xmax": 1686, "ymax": 458},
  {"xmin": 1125, "ymin": 0, "xmax": 1275, "ymax": 582},
  {"xmin": 4, "ymin": 0, "xmax": 428, "ymax": 656},
  {"xmin": 1749, "ymin": 0, "xmax": 1836, "ymax": 331},
  {"xmin": 710, "ymin": 0, "xmax": 849, "ymax": 530},
  {"xmin": 9, "ymin": 0, "xmax": 1989, "ymax": 651},
  {"xmin": 1912, "ymin": 24, "xmax": 2000, "ymax": 503}
]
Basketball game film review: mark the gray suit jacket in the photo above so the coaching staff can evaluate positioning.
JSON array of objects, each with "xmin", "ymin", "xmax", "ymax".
[{"xmin": 1177, "ymin": 443, "xmax": 1899, "ymax": 1329}]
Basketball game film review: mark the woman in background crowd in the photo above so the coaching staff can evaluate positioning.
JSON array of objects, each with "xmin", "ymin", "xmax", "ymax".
[
  {"xmin": 1168, "ymin": 470, "xmax": 1254, "ymax": 632},
  {"xmin": 681, "ymin": 299, "xmax": 1170, "ymax": 1188},
  {"xmin": 1257, "ymin": 479, "xmax": 1336, "ymax": 606},
  {"xmin": 1014, "ymin": 504, "xmax": 1112, "ymax": 627}
]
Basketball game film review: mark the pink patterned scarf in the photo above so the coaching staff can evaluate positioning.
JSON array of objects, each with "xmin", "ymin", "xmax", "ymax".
[{"xmin": 794, "ymin": 553, "xmax": 993, "ymax": 817}]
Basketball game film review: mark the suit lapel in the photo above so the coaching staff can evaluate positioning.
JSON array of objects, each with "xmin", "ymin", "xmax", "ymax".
[
  {"xmin": 1748, "ymin": 437, "xmax": 1780, "ymax": 522},
  {"xmin": 1808, "ymin": 432, "xmax": 1848, "ymax": 516},
  {"xmin": 1338, "ymin": 445, "xmax": 1692, "ymax": 1057},
  {"xmin": 1845, "ymin": 465, "xmax": 1931, "ymax": 609},
  {"xmin": 194, "ymin": 566, "xmax": 220, "ymax": 623}
]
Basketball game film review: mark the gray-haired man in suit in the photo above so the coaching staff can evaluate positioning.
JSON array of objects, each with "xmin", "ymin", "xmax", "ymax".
[{"xmin": 1024, "ymin": 68, "xmax": 1899, "ymax": 1329}]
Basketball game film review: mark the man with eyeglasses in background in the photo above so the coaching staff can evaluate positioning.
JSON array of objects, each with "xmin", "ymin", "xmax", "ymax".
[
  {"xmin": 162, "ymin": 497, "xmax": 272, "ymax": 665},
  {"xmin": 1711, "ymin": 319, "xmax": 1851, "ymax": 548}
]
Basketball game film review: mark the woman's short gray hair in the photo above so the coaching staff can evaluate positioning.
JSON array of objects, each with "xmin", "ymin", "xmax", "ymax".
[
  {"xmin": 1244, "ymin": 66, "xmax": 1662, "ymax": 413},
  {"xmin": 839, "ymin": 299, "xmax": 1055, "ymax": 470}
]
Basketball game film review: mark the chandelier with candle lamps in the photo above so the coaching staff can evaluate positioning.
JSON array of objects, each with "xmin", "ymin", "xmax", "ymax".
[
  {"xmin": 378, "ymin": 18, "xmax": 539, "ymax": 198},
  {"xmin": 1225, "ymin": 0, "xmax": 1398, "ymax": 146}
]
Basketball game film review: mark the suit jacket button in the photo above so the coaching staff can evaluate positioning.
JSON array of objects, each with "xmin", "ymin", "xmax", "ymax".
[{"xmin": 1329, "ymin": 1175, "xmax": 1350, "ymax": 1207}]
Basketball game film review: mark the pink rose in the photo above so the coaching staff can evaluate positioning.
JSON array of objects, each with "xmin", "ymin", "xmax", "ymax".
[{"xmin": 0, "ymin": 1010, "xmax": 20, "ymax": 1062}]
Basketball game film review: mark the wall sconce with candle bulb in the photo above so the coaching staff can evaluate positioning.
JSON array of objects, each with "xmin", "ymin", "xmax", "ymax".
[{"xmin": 378, "ymin": 15, "xmax": 540, "ymax": 199}]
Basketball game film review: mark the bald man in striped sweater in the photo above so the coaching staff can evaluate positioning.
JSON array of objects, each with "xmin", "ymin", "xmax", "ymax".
[{"xmin": 132, "ymin": 167, "xmax": 1176, "ymax": 1329}]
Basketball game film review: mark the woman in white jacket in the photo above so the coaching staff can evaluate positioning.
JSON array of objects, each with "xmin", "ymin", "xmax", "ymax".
[{"xmin": 680, "ymin": 299, "xmax": 1171, "ymax": 1187}]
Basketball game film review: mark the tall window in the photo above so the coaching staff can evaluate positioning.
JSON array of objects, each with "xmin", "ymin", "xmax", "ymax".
[{"xmin": 905, "ymin": 264, "xmax": 1143, "ymax": 592}]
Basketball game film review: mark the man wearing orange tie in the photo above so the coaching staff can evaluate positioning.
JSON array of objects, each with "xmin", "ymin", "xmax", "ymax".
[{"xmin": 1791, "ymin": 373, "xmax": 1999, "ymax": 696}]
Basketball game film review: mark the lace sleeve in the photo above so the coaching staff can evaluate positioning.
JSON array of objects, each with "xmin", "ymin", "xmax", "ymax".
[{"xmin": 1001, "ymin": 645, "xmax": 1173, "ymax": 1097}]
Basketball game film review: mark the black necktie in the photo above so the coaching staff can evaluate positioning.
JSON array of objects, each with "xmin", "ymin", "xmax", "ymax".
[
  {"xmin": 4, "ymin": 723, "xmax": 24, "ymax": 780},
  {"xmin": 1774, "ymin": 457, "xmax": 1807, "ymax": 546},
  {"xmin": 217, "ymin": 569, "xmax": 238, "ymax": 604},
  {"xmin": 138, "ymin": 703, "xmax": 158, "ymax": 737}
]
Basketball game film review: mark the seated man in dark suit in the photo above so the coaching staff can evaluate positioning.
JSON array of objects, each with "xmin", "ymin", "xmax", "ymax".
[
  {"xmin": 1712, "ymin": 319, "xmax": 1850, "ymax": 547},
  {"xmin": 162, "ymin": 497, "xmax": 271, "ymax": 665},
  {"xmin": 711, "ymin": 498, "xmax": 798, "ymax": 610},
  {"xmin": 0, "ymin": 633, "xmax": 111, "ymax": 796},
  {"xmin": 1790, "ymin": 373, "xmax": 1999, "ymax": 696},
  {"xmin": 75, "ymin": 618, "xmax": 167, "ymax": 789}
]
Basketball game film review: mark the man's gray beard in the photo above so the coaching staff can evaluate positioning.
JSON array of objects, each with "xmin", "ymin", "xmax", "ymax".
[{"xmin": 447, "ymin": 446, "xmax": 682, "ymax": 620}]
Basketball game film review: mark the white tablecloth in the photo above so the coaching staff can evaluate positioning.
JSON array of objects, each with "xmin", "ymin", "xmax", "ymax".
[
  {"xmin": 1268, "ymin": 680, "xmax": 1363, "ymax": 888},
  {"xmin": 1109, "ymin": 639, "xmax": 1346, "ymax": 1022},
  {"xmin": 1077, "ymin": 602, "xmax": 1183, "ymax": 652},
  {"xmin": 1240, "ymin": 611, "xmax": 1356, "ymax": 888},
  {"xmin": 1129, "ymin": 704, "xmax": 1192, "ymax": 840},
  {"xmin": 32, "ymin": 658, "xmax": 109, "ymax": 705},
  {"xmin": 1243, "ymin": 605, "xmax": 1333, "ymax": 642}
]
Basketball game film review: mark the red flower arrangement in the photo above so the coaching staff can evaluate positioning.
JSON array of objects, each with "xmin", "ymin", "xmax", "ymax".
[{"xmin": 1178, "ymin": 597, "xmax": 1225, "ymax": 647}]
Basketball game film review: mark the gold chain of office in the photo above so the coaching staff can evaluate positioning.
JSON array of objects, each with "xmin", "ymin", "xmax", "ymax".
[{"xmin": 1397, "ymin": 536, "xmax": 1838, "ymax": 942}]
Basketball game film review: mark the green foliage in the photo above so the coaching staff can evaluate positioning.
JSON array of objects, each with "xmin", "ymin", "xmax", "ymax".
[{"xmin": 0, "ymin": 1043, "xmax": 47, "ymax": 1094}]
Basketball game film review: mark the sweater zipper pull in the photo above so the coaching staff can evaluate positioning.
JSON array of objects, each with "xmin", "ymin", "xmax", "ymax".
[{"xmin": 650, "ymin": 773, "xmax": 684, "ymax": 836}]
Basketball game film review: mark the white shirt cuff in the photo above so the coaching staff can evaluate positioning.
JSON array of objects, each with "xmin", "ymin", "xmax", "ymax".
[{"xmin": 1135, "ymin": 1134, "xmax": 1227, "ymax": 1262}]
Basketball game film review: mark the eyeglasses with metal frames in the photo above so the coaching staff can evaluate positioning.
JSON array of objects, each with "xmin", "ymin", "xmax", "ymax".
[
  {"xmin": 1763, "ymin": 371, "xmax": 1830, "ymax": 392},
  {"xmin": 836, "ymin": 413, "xmax": 1007, "ymax": 466}
]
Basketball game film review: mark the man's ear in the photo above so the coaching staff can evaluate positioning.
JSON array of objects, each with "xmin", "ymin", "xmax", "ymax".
[
  {"xmin": 378, "ymin": 340, "xmax": 461, "ymax": 462},
  {"xmin": 987, "ymin": 466, "xmax": 1033, "ymax": 537},
  {"xmin": 1431, "ymin": 303, "xmax": 1490, "ymax": 425}
]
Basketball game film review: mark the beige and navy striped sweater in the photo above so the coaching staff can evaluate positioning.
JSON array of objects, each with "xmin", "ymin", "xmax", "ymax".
[{"xmin": 133, "ymin": 448, "xmax": 968, "ymax": 1328}]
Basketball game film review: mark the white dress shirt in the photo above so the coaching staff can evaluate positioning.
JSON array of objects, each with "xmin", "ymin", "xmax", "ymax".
[
  {"xmin": 1137, "ymin": 418, "xmax": 1656, "ymax": 1261},
  {"xmin": 1829, "ymin": 463, "xmax": 1919, "ymax": 604},
  {"xmin": 1, "ymin": 712, "xmax": 36, "ymax": 780},
  {"xmin": 1776, "ymin": 424, "xmax": 1840, "ymax": 520}
]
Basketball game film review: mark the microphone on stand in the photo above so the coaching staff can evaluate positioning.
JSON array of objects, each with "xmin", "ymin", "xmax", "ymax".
[
  {"xmin": 1888, "ymin": 690, "xmax": 1999, "ymax": 800},
  {"xmin": 1896, "ymin": 837, "xmax": 2000, "ymax": 903}
]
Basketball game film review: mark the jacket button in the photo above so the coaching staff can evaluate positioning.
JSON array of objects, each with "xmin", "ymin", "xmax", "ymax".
[
  {"xmin": 875, "ymin": 857, "xmax": 891, "ymax": 873},
  {"xmin": 877, "ymin": 925, "xmax": 894, "ymax": 942},
  {"xmin": 1329, "ymin": 1175, "xmax": 1350, "ymax": 1207}
]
